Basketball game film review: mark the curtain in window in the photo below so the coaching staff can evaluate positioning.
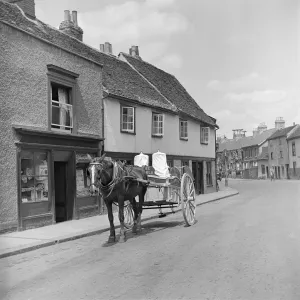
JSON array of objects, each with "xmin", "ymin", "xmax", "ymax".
[{"xmin": 58, "ymin": 88, "xmax": 67, "ymax": 129}]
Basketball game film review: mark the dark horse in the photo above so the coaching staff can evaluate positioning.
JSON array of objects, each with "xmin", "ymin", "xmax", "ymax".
[{"xmin": 87, "ymin": 154, "xmax": 148, "ymax": 243}]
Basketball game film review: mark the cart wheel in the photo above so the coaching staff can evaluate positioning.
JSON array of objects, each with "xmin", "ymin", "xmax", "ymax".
[
  {"xmin": 124, "ymin": 201, "xmax": 134, "ymax": 229},
  {"xmin": 180, "ymin": 173, "xmax": 196, "ymax": 226}
]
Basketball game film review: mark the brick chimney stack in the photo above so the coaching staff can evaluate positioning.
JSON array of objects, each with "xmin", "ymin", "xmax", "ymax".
[
  {"xmin": 59, "ymin": 10, "xmax": 83, "ymax": 41},
  {"xmin": 6, "ymin": 0, "xmax": 35, "ymax": 19},
  {"xmin": 129, "ymin": 45, "xmax": 142, "ymax": 59},
  {"xmin": 100, "ymin": 42, "xmax": 113, "ymax": 55}
]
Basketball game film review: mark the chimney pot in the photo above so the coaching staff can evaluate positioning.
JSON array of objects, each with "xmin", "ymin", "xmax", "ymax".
[
  {"xmin": 64, "ymin": 10, "xmax": 71, "ymax": 21},
  {"xmin": 100, "ymin": 44, "xmax": 105, "ymax": 52},
  {"xmin": 130, "ymin": 45, "xmax": 140, "ymax": 57},
  {"xmin": 104, "ymin": 42, "xmax": 112, "ymax": 55},
  {"xmin": 72, "ymin": 10, "xmax": 78, "ymax": 26}
]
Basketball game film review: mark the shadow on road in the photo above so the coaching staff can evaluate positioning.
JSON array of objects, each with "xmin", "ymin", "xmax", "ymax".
[{"xmin": 102, "ymin": 220, "xmax": 184, "ymax": 247}]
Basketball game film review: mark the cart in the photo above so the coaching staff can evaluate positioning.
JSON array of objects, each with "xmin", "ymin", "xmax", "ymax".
[{"xmin": 121, "ymin": 165, "xmax": 196, "ymax": 229}]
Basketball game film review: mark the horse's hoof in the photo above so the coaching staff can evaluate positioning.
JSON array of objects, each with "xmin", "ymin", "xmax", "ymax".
[
  {"xmin": 108, "ymin": 236, "xmax": 116, "ymax": 243},
  {"xmin": 132, "ymin": 225, "xmax": 137, "ymax": 234},
  {"xmin": 119, "ymin": 235, "xmax": 126, "ymax": 243}
]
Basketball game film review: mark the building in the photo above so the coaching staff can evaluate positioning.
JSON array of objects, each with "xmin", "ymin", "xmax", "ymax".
[
  {"xmin": 102, "ymin": 48, "xmax": 219, "ymax": 195},
  {"xmin": 267, "ymin": 124, "xmax": 296, "ymax": 179},
  {"xmin": 286, "ymin": 124, "xmax": 300, "ymax": 179},
  {"xmin": 241, "ymin": 128, "xmax": 276, "ymax": 179}
]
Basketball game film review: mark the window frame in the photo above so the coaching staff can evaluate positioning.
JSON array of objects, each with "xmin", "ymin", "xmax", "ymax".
[
  {"xmin": 120, "ymin": 105, "xmax": 136, "ymax": 135},
  {"xmin": 200, "ymin": 127, "xmax": 210, "ymax": 144},
  {"xmin": 179, "ymin": 119, "xmax": 188, "ymax": 140},
  {"xmin": 292, "ymin": 142, "xmax": 296, "ymax": 156},
  {"xmin": 47, "ymin": 65, "xmax": 78, "ymax": 134},
  {"xmin": 152, "ymin": 112, "xmax": 164, "ymax": 137}
]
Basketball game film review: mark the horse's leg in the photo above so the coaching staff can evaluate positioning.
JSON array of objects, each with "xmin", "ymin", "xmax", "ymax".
[
  {"xmin": 131, "ymin": 197, "xmax": 139, "ymax": 234},
  {"xmin": 107, "ymin": 200, "xmax": 116, "ymax": 243},
  {"xmin": 136, "ymin": 187, "xmax": 146, "ymax": 232},
  {"xmin": 118, "ymin": 195, "xmax": 126, "ymax": 243}
]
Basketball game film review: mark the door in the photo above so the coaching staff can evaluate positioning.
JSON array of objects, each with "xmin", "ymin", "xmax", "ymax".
[
  {"xmin": 192, "ymin": 162, "xmax": 198, "ymax": 194},
  {"xmin": 277, "ymin": 166, "xmax": 280, "ymax": 179},
  {"xmin": 197, "ymin": 162, "xmax": 204, "ymax": 194},
  {"xmin": 286, "ymin": 164, "xmax": 289, "ymax": 179},
  {"xmin": 54, "ymin": 162, "xmax": 67, "ymax": 222},
  {"xmin": 266, "ymin": 166, "xmax": 269, "ymax": 178}
]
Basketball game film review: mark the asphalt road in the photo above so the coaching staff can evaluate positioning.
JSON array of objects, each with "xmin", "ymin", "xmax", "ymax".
[{"xmin": 1, "ymin": 179, "xmax": 300, "ymax": 300}]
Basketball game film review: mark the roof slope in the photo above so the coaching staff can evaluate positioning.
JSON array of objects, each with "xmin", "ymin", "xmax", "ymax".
[
  {"xmin": 0, "ymin": 1, "xmax": 176, "ymax": 112},
  {"xmin": 287, "ymin": 124, "xmax": 300, "ymax": 140},
  {"xmin": 217, "ymin": 128, "xmax": 276, "ymax": 152},
  {"xmin": 121, "ymin": 53, "xmax": 216, "ymax": 126},
  {"xmin": 267, "ymin": 125, "xmax": 296, "ymax": 140}
]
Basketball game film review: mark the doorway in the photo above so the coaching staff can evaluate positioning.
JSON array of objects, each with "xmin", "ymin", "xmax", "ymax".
[
  {"xmin": 192, "ymin": 161, "xmax": 204, "ymax": 194},
  {"xmin": 54, "ymin": 162, "xmax": 68, "ymax": 223}
]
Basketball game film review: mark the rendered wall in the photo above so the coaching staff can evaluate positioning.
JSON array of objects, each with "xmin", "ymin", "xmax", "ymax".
[{"xmin": 0, "ymin": 23, "xmax": 103, "ymax": 231}]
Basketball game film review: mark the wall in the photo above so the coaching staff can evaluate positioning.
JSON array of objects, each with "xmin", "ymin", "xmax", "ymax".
[
  {"xmin": 288, "ymin": 138, "xmax": 300, "ymax": 179},
  {"xmin": 104, "ymin": 98, "xmax": 215, "ymax": 158},
  {"xmin": 0, "ymin": 23, "xmax": 103, "ymax": 231},
  {"xmin": 268, "ymin": 137, "xmax": 289, "ymax": 179}
]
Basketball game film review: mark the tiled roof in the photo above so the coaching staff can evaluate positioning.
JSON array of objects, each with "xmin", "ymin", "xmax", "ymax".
[
  {"xmin": 121, "ymin": 53, "xmax": 217, "ymax": 126},
  {"xmin": 0, "ymin": 1, "xmax": 176, "ymax": 112},
  {"xmin": 267, "ymin": 125, "xmax": 296, "ymax": 140},
  {"xmin": 287, "ymin": 124, "xmax": 300, "ymax": 140},
  {"xmin": 217, "ymin": 128, "xmax": 276, "ymax": 152}
]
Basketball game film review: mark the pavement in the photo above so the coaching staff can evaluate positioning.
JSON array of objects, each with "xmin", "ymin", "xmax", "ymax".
[{"xmin": 0, "ymin": 181, "xmax": 238, "ymax": 259}]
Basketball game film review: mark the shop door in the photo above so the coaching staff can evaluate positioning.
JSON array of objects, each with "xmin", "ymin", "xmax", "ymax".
[
  {"xmin": 192, "ymin": 162, "xmax": 198, "ymax": 194},
  {"xmin": 54, "ymin": 162, "xmax": 67, "ymax": 222}
]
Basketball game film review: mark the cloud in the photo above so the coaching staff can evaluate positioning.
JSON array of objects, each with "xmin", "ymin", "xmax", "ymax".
[
  {"xmin": 78, "ymin": 0, "xmax": 189, "ymax": 63},
  {"xmin": 207, "ymin": 72, "xmax": 267, "ymax": 93},
  {"xmin": 225, "ymin": 90, "xmax": 287, "ymax": 104},
  {"xmin": 158, "ymin": 53, "xmax": 182, "ymax": 69}
]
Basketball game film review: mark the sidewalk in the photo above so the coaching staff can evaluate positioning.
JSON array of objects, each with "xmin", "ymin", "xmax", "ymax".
[{"xmin": 0, "ymin": 182, "xmax": 238, "ymax": 259}]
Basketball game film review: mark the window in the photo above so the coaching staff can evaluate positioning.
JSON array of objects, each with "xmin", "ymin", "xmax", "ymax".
[
  {"xmin": 152, "ymin": 113, "xmax": 164, "ymax": 136},
  {"xmin": 280, "ymin": 151, "xmax": 283, "ymax": 158},
  {"xmin": 261, "ymin": 165, "xmax": 265, "ymax": 174},
  {"xmin": 167, "ymin": 159, "xmax": 173, "ymax": 168},
  {"xmin": 51, "ymin": 83, "xmax": 73, "ymax": 131},
  {"xmin": 206, "ymin": 162, "xmax": 212, "ymax": 185},
  {"xmin": 271, "ymin": 152, "xmax": 273, "ymax": 160},
  {"xmin": 20, "ymin": 151, "xmax": 49, "ymax": 203},
  {"xmin": 293, "ymin": 161, "xmax": 297, "ymax": 176},
  {"xmin": 201, "ymin": 127, "xmax": 209, "ymax": 144},
  {"xmin": 180, "ymin": 119, "xmax": 188, "ymax": 140},
  {"xmin": 279, "ymin": 138, "xmax": 282, "ymax": 145},
  {"xmin": 121, "ymin": 106, "xmax": 135, "ymax": 133},
  {"xmin": 292, "ymin": 142, "xmax": 296, "ymax": 156},
  {"xmin": 48, "ymin": 65, "xmax": 78, "ymax": 133}
]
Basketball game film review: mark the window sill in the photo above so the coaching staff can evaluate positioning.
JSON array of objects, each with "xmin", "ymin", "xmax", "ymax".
[
  {"xmin": 201, "ymin": 142, "xmax": 208, "ymax": 145},
  {"xmin": 152, "ymin": 134, "xmax": 163, "ymax": 138},
  {"xmin": 180, "ymin": 137, "xmax": 188, "ymax": 141},
  {"xmin": 121, "ymin": 130, "xmax": 136, "ymax": 135}
]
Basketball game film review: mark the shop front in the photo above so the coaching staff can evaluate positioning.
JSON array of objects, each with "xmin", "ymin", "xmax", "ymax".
[{"xmin": 15, "ymin": 126, "xmax": 103, "ymax": 230}]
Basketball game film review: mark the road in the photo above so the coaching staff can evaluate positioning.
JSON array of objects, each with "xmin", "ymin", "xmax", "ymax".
[{"xmin": 1, "ymin": 180, "xmax": 300, "ymax": 300}]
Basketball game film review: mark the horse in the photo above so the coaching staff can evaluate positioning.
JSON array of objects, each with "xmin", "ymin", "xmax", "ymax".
[{"xmin": 87, "ymin": 154, "xmax": 148, "ymax": 243}]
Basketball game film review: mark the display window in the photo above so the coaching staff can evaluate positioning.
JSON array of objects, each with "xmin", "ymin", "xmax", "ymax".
[{"xmin": 21, "ymin": 151, "xmax": 49, "ymax": 203}]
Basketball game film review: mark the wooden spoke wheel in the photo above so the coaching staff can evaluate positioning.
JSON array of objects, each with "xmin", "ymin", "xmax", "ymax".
[
  {"xmin": 180, "ymin": 173, "xmax": 196, "ymax": 226},
  {"xmin": 123, "ymin": 201, "xmax": 134, "ymax": 229}
]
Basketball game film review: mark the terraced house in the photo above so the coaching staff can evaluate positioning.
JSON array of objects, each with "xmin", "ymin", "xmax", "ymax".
[{"xmin": 0, "ymin": 0, "xmax": 218, "ymax": 233}]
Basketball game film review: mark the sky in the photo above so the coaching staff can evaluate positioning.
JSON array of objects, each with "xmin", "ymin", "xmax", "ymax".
[{"xmin": 35, "ymin": 0, "xmax": 300, "ymax": 138}]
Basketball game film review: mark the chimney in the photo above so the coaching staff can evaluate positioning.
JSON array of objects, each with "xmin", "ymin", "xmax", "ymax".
[
  {"xmin": 275, "ymin": 117, "xmax": 285, "ymax": 130},
  {"xmin": 129, "ymin": 45, "xmax": 141, "ymax": 59},
  {"xmin": 59, "ymin": 10, "xmax": 83, "ymax": 41},
  {"xmin": 7, "ymin": 0, "xmax": 36, "ymax": 19},
  {"xmin": 99, "ymin": 42, "xmax": 113, "ymax": 55},
  {"xmin": 100, "ymin": 44, "xmax": 105, "ymax": 52}
]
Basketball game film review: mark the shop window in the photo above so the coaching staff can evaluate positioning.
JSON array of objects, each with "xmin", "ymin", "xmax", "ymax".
[
  {"xmin": 121, "ymin": 105, "xmax": 135, "ymax": 134},
  {"xmin": 76, "ymin": 163, "xmax": 91, "ymax": 198},
  {"xmin": 179, "ymin": 119, "xmax": 188, "ymax": 140},
  {"xmin": 21, "ymin": 151, "xmax": 49, "ymax": 203},
  {"xmin": 206, "ymin": 162, "xmax": 212, "ymax": 185},
  {"xmin": 152, "ymin": 113, "xmax": 164, "ymax": 137},
  {"xmin": 200, "ymin": 127, "xmax": 209, "ymax": 144},
  {"xmin": 261, "ymin": 165, "xmax": 265, "ymax": 174}
]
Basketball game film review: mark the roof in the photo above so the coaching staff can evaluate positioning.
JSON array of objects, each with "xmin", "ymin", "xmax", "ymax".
[
  {"xmin": 0, "ymin": 0, "xmax": 176, "ymax": 113},
  {"xmin": 217, "ymin": 128, "xmax": 276, "ymax": 152},
  {"xmin": 287, "ymin": 124, "xmax": 300, "ymax": 140},
  {"xmin": 267, "ymin": 125, "xmax": 296, "ymax": 140},
  {"xmin": 121, "ymin": 53, "xmax": 217, "ymax": 127}
]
